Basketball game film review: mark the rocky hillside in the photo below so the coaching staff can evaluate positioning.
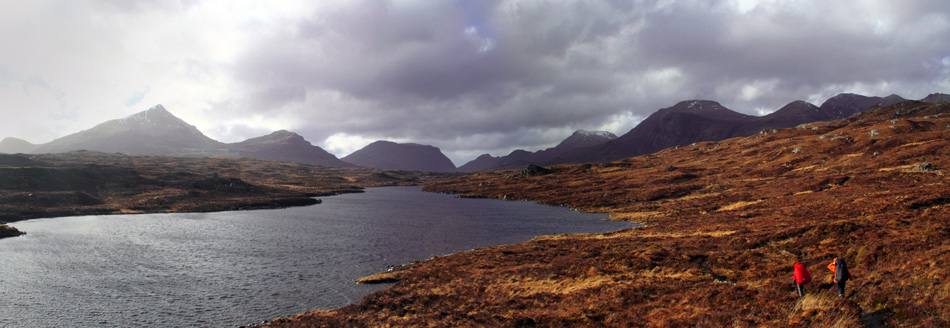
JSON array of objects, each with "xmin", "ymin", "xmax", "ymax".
[
  {"xmin": 342, "ymin": 140, "xmax": 458, "ymax": 172},
  {"xmin": 266, "ymin": 100, "xmax": 950, "ymax": 327}
]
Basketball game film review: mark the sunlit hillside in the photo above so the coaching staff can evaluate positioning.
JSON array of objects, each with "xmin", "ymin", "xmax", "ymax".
[{"xmin": 267, "ymin": 100, "xmax": 950, "ymax": 327}]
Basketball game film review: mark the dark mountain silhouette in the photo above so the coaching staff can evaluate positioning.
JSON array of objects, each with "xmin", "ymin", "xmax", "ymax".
[
  {"xmin": 921, "ymin": 93, "xmax": 950, "ymax": 103},
  {"xmin": 552, "ymin": 93, "xmax": 925, "ymax": 165},
  {"xmin": 32, "ymin": 104, "xmax": 226, "ymax": 156},
  {"xmin": 458, "ymin": 130, "xmax": 617, "ymax": 172},
  {"xmin": 815, "ymin": 93, "xmax": 884, "ymax": 119},
  {"xmin": 342, "ymin": 141, "xmax": 457, "ymax": 172},
  {"xmin": 555, "ymin": 130, "xmax": 619, "ymax": 150},
  {"xmin": 572, "ymin": 100, "xmax": 760, "ymax": 163},
  {"xmin": 0, "ymin": 137, "xmax": 38, "ymax": 154},
  {"xmin": 760, "ymin": 100, "xmax": 824, "ymax": 124},
  {"xmin": 878, "ymin": 94, "xmax": 908, "ymax": 107},
  {"xmin": 229, "ymin": 130, "xmax": 356, "ymax": 167}
]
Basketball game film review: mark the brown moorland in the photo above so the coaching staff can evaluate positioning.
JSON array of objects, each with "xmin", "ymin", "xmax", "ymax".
[
  {"xmin": 0, "ymin": 151, "xmax": 455, "ymax": 236},
  {"xmin": 264, "ymin": 101, "xmax": 950, "ymax": 327}
]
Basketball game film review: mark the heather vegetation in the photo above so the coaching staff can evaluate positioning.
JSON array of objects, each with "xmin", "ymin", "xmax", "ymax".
[{"xmin": 266, "ymin": 101, "xmax": 950, "ymax": 327}]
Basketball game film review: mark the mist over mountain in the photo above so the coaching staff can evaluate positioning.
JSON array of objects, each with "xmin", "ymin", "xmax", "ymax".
[
  {"xmin": 342, "ymin": 141, "xmax": 457, "ymax": 172},
  {"xmin": 0, "ymin": 137, "xmax": 38, "ymax": 154}
]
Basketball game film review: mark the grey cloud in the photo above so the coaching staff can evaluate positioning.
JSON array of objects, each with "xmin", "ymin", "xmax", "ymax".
[{"xmin": 225, "ymin": 0, "xmax": 950, "ymax": 162}]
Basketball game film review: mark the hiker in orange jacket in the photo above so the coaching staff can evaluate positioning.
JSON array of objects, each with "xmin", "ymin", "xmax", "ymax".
[
  {"xmin": 792, "ymin": 262, "xmax": 812, "ymax": 297},
  {"xmin": 828, "ymin": 256, "xmax": 853, "ymax": 298}
]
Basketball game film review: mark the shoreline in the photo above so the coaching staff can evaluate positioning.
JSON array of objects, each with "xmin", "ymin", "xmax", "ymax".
[{"xmin": 259, "ymin": 101, "xmax": 950, "ymax": 327}]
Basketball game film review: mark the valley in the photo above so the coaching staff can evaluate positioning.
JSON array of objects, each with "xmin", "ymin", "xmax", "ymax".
[{"xmin": 263, "ymin": 100, "xmax": 950, "ymax": 327}]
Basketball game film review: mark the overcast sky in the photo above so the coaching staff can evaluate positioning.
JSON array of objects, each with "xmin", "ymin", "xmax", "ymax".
[{"xmin": 1, "ymin": 0, "xmax": 949, "ymax": 165}]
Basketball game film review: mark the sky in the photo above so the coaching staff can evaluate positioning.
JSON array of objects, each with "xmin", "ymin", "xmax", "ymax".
[{"xmin": 1, "ymin": 0, "xmax": 949, "ymax": 166}]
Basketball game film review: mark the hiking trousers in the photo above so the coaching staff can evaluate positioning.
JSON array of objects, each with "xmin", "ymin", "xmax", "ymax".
[{"xmin": 835, "ymin": 281, "xmax": 846, "ymax": 297}]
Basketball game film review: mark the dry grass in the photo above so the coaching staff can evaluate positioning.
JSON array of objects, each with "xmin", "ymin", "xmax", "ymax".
[{"xmin": 264, "ymin": 101, "xmax": 950, "ymax": 327}]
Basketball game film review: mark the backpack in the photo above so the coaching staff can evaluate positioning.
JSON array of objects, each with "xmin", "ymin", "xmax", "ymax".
[
  {"xmin": 794, "ymin": 263, "xmax": 811, "ymax": 284},
  {"xmin": 835, "ymin": 258, "xmax": 849, "ymax": 282}
]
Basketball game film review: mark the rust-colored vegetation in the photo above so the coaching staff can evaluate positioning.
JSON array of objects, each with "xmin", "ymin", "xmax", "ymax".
[
  {"xmin": 266, "ymin": 101, "xmax": 950, "ymax": 327},
  {"xmin": 0, "ymin": 151, "xmax": 453, "ymax": 226}
]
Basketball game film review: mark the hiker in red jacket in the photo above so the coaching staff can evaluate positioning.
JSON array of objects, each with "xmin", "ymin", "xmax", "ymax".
[
  {"xmin": 792, "ymin": 262, "xmax": 811, "ymax": 297},
  {"xmin": 828, "ymin": 256, "xmax": 853, "ymax": 298}
]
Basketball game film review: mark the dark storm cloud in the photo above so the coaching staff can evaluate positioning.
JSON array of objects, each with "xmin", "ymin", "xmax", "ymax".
[{"xmin": 222, "ymin": 0, "xmax": 950, "ymax": 163}]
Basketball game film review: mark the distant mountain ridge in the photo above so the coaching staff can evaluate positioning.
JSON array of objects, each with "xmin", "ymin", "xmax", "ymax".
[
  {"xmin": 462, "ymin": 92, "xmax": 949, "ymax": 170},
  {"xmin": 3, "ymin": 93, "xmax": 948, "ymax": 171},
  {"xmin": 2, "ymin": 105, "xmax": 355, "ymax": 168},
  {"xmin": 458, "ymin": 130, "xmax": 617, "ymax": 172},
  {"xmin": 342, "ymin": 141, "xmax": 457, "ymax": 172}
]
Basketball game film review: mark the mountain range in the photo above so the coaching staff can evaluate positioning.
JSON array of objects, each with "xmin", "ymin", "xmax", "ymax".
[
  {"xmin": 485, "ymin": 92, "xmax": 934, "ymax": 168},
  {"xmin": 458, "ymin": 130, "xmax": 618, "ymax": 171},
  {"xmin": 1, "ymin": 105, "xmax": 354, "ymax": 168},
  {"xmin": 1, "ymin": 93, "xmax": 947, "ymax": 171}
]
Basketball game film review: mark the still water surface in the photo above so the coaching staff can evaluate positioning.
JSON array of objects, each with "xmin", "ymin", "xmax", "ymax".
[{"xmin": 0, "ymin": 186, "xmax": 630, "ymax": 327}]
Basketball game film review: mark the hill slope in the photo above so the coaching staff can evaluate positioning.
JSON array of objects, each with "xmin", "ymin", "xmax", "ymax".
[
  {"xmin": 229, "ymin": 130, "xmax": 355, "ymax": 167},
  {"xmin": 20, "ymin": 105, "xmax": 354, "ymax": 167},
  {"xmin": 32, "ymin": 105, "xmax": 225, "ymax": 156},
  {"xmin": 268, "ymin": 100, "xmax": 950, "ymax": 327},
  {"xmin": 0, "ymin": 137, "xmax": 38, "ymax": 154},
  {"xmin": 342, "ymin": 141, "xmax": 457, "ymax": 172}
]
